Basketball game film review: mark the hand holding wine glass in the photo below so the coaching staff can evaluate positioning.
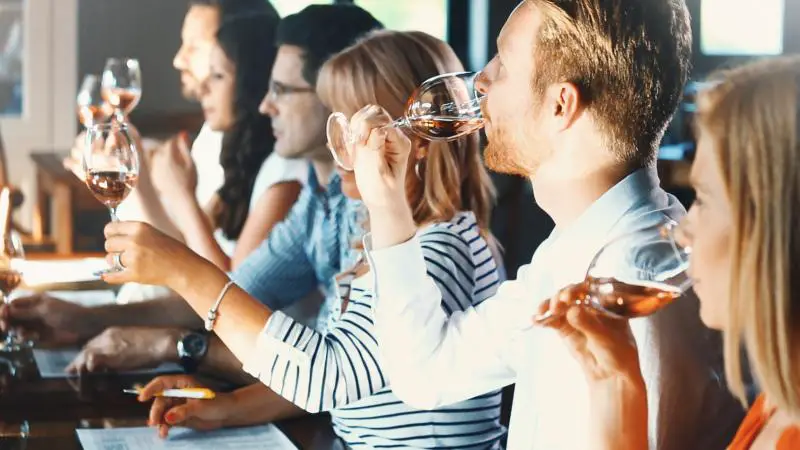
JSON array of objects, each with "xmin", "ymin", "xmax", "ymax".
[
  {"xmin": 326, "ymin": 71, "xmax": 483, "ymax": 171},
  {"xmin": 101, "ymin": 58, "xmax": 142, "ymax": 120},
  {"xmin": 536, "ymin": 285, "xmax": 643, "ymax": 383},
  {"xmin": 82, "ymin": 122, "xmax": 140, "ymax": 274},
  {"xmin": 343, "ymin": 105, "xmax": 414, "ymax": 213}
]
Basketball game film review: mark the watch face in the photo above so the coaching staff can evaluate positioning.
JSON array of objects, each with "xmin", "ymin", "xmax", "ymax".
[{"xmin": 180, "ymin": 333, "xmax": 208, "ymax": 358}]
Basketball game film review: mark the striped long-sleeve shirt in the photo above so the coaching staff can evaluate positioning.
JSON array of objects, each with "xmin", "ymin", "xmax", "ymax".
[{"xmin": 243, "ymin": 212, "xmax": 506, "ymax": 449}]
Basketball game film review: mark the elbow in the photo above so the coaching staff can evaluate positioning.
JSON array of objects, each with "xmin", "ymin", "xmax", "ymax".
[{"xmin": 298, "ymin": 402, "xmax": 322, "ymax": 415}]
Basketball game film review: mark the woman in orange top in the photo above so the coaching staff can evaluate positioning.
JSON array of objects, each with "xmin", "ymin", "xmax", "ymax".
[{"xmin": 539, "ymin": 56, "xmax": 800, "ymax": 450}]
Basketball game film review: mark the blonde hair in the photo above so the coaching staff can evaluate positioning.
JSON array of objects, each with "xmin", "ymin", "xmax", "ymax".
[
  {"xmin": 316, "ymin": 30, "xmax": 495, "ymax": 232},
  {"xmin": 697, "ymin": 56, "xmax": 800, "ymax": 416}
]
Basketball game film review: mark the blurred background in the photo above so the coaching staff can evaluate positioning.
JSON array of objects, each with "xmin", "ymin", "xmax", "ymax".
[{"xmin": 0, "ymin": 0, "xmax": 795, "ymax": 274}]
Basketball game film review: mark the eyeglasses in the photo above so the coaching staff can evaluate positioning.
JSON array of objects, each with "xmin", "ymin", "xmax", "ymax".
[{"xmin": 266, "ymin": 80, "xmax": 315, "ymax": 102}]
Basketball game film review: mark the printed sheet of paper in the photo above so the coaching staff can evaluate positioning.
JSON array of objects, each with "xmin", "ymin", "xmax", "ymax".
[
  {"xmin": 32, "ymin": 349, "xmax": 182, "ymax": 378},
  {"xmin": 76, "ymin": 424, "xmax": 298, "ymax": 450}
]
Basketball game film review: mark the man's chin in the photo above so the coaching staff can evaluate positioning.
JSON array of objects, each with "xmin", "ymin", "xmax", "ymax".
[
  {"xmin": 180, "ymin": 85, "xmax": 200, "ymax": 101},
  {"xmin": 181, "ymin": 91, "xmax": 198, "ymax": 102},
  {"xmin": 484, "ymin": 142, "xmax": 530, "ymax": 178}
]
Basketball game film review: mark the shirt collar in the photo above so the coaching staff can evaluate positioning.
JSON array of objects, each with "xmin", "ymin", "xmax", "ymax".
[
  {"xmin": 549, "ymin": 167, "xmax": 662, "ymax": 247},
  {"xmin": 306, "ymin": 163, "xmax": 342, "ymax": 196}
]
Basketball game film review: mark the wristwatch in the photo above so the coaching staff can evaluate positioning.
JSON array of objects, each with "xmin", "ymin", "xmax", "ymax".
[{"xmin": 177, "ymin": 331, "xmax": 209, "ymax": 373}]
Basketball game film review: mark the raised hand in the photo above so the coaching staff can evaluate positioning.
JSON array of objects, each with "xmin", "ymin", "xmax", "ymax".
[
  {"xmin": 535, "ymin": 284, "xmax": 643, "ymax": 383},
  {"xmin": 101, "ymin": 221, "xmax": 203, "ymax": 288}
]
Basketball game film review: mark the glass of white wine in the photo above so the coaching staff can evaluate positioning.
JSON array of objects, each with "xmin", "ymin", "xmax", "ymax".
[
  {"xmin": 326, "ymin": 71, "xmax": 484, "ymax": 171},
  {"xmin": 535, "ymin": 220, "xmax": 693, "ymax": 323}
]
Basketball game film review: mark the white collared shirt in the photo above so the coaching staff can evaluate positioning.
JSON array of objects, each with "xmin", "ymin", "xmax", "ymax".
[
  {"xmin": 368, "ymin": 168, "xmax": 744, "ymax": 450},
  {"xmin": 191, "ymin": 122, "xmax": 225, "ymax": 208}
]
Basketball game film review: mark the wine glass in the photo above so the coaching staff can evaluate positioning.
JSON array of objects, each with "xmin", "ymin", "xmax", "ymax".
[
  {"xmin": 101, "ymin": 58, "xmax": 142, "ymax": 120},
  {"xmin": 535, "ymin": 220, "xmax": 693, "ymax": 323},
  {"xmin": 82, "ymin": 123, "xmax": 139, "ymax": 274},
  {"xmin": 0, "ymin": 229, "xmax": 25, "ymax": 352},
  {"xmin": 76, "ymin": 74, "xmax": 112, "ymax": 128},
  {"xmin": 326, "ymin": 71, "xmax": 484, "ymax": 171}
]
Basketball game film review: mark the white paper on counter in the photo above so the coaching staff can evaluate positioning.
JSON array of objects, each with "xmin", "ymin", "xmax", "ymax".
[
  {"xmin": 14, "ymin": 258, "xmax": 107, "ymax": 286},
  {"xmin": 76, "ymin": 424, "xmax": 298, "ymax": 450},
  {"xmin": 12, "ymin": 289, "xmax": 117, "ymax": 307}
]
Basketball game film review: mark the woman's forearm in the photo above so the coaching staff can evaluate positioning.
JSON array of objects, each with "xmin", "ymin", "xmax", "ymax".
[
  {"xmin": 168, "ymin": 260, "xmax": 271, "ymax": 371},
  {"xmin": 223, "ymin": 384, "xmax": 308, "ymax": 428},
  {"xmin": 200, "ymin": 335, "xmax": 258, "ymax": 385},
  {"xmin": 589, "ymin": 377, "xmax": 649, "ymax": 450}
]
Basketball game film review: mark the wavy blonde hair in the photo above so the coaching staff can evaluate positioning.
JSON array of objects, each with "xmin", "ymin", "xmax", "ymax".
[
  {"xmin": 316, "ymin": 30, "xmax": 495, "ymax": 232},
  {"xmin": 697, "ymin": 56, "xmax": 800, "ymax": 415}
]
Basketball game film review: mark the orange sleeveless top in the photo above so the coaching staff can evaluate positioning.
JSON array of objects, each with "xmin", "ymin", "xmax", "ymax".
[{"xmin": 727, "ymin": 395, "xmax": 800, "ymax": 449}]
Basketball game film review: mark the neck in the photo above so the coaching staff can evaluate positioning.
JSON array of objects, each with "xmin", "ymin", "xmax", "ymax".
[
  {"xmin": 531, "ymin": 143, "xmax": 640, "ymax": 229},
  {"xmin": 310, "ymin": 150, "xmax": 335, "ymax": 188}
]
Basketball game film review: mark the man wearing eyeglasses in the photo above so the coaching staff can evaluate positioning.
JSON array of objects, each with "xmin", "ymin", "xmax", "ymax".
[{"xmin": 0, "ymin": 5, "xmax": 384, "ymax": 380}]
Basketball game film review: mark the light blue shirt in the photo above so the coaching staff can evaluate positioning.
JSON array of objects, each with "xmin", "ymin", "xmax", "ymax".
[
  {"xmin": 368, "ymin": 167, "xmax": 745, "ymax": 450},
  {"xmin": 231, "ymin": 165, "xmax": 363, "ymax": 330}
]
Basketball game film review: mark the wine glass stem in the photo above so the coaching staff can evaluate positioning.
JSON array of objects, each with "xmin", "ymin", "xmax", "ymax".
[
  {"xmin": 2, "ymin": 292, "xmax": 16, "ymax": 347},
  {"xmin": 386, "ymin": 117, "xmax": 409, "ymax": 130},
  {"xmin": 109, "ymin": 207, "xmax": 119, "ymax": 222}
]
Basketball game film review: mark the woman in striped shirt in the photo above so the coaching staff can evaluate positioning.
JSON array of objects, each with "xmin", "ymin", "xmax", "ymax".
[{"xmin": 107, "ymin": 30, "xmax": 507, "ymax": 448}]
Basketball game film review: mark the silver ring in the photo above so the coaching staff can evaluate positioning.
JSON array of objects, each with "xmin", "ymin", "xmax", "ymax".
[{"xmin": 113, "ymin": 252, "xmax": 126, "ymax": 269}]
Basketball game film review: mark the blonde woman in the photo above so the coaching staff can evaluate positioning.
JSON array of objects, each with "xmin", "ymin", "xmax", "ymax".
[
  {"xmin": 99, "ymin": 30, "xmax": 506, "ymax": 448},
  {"xmin": 542, "ymin": 56, "xmax": 800, "ymax": 449}
]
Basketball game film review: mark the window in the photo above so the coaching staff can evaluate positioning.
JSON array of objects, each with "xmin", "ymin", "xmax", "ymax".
[
  {"xmin": 271, "ymin": 0, "xmax": 331, "ymax": 17},
  {"xmin": 356, "ymin": 0, "xmax": 448, "ymax": 41},
  {"xmin": 701, "ymin": 0, "xmax": 784, "ymax": 56},
  {"xmin": 0, "ymin": 0, "xmax": 23, "ymax": 116}
]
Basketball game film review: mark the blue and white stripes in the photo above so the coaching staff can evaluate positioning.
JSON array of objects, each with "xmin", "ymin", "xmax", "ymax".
[{"xmin": 244, "ymin": 212, "xmax": 505, "ymax": 449}]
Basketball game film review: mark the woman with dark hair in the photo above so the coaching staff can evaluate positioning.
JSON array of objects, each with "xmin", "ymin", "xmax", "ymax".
[{"xmin": 152, "ymin": 11, "xmax": 306, "ymax": 270}]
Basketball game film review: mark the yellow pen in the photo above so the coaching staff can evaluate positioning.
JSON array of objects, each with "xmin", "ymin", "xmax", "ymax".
[{"xmin": 123, "ymin": 387, "xmax": 216, "ymax": 400}]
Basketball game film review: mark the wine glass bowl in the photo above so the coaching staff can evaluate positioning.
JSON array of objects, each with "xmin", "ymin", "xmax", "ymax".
[
  {"xmin": 535, "ymin": 220, "xmax": 693, "ymax": 323},
  {"xmin": 82, "ymin": 122, "xmax": 139, "ymax": 221},
  {"xmin": 101, "ymin": 58, "xmax": 142, "ymax": 119},
  {"xmin": 327, "ymin": 71, "xmax": 484, "ymax": 171},
  {"xmin": 76, "ymin": 74, "xmax": 111, "ymax": 128}
]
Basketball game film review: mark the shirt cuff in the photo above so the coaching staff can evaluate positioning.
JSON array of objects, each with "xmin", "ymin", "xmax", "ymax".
[
  {"xmin": 363, "ymin": 233, "xmax": 429, "ymax": 302},
  {"xmin": 242, "ymin": 310, "xmax": 311, "ymax": 382}
]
